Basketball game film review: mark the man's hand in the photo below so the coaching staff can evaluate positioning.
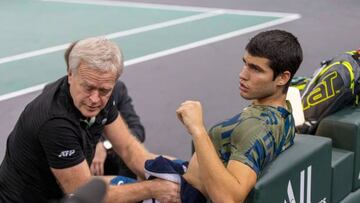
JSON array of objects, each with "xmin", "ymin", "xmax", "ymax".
[
  {"xmin": 149, "ymin": 179, "xmax": 180, "ymax": 203},
  {"xmin": 90, "ymin": 142, "xmax": 107, "ymax": 176},
  {"xmin": 176, "ymin": 100, "xmax": 207, "ymax": 137}
]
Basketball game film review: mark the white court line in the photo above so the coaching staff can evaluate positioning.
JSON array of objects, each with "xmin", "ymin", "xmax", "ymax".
[
  {"xmin": 0, "ymin": 13, "xmax": 300, "ymax": 102},
  {"xmin": 0, "ymin": 10, "xmax": 224, "ymax": 65},
  {"xmin": 43, "ymin": 0, "xmax": 295, "ymax": 17},
  {"xmin": 0, "ymin": 0, "xmax": 301, "ymax": 101},
  {"xmin": 125, "ymin": 13, "xmax": 300, "ymax": 67},
  {"xmin": 0, "ymin": 84, "xmax": 47, "ymax": 102}
]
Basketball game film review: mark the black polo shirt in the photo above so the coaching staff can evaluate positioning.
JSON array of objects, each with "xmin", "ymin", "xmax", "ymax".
[{"xmin": 0, "ymin": 76, "xmax": 118, "ymax": 203}]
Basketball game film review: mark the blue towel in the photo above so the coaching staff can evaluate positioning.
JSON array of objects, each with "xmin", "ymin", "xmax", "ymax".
[{"xmin": 143, "ymin": 156, "xmax": 206, "ymax": 203}]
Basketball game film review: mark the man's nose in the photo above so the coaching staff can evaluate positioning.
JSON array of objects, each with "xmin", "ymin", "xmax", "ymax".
[
  {"xmin": 89, "ymin": 90, "xmax": 100, "ymax": 103},
  {"xmin": 239, "ymin": 66, "xmax": 249, "ymax": 80}
]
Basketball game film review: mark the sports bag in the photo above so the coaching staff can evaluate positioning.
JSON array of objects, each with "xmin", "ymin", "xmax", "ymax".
[{"xmin": 294, "ymin": 50, "xmax": 360, "ymax": 134}]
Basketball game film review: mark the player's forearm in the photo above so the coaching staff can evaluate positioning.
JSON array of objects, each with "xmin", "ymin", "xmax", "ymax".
[{"xmin": 192, "ymin": 129, "xmax": 244, "ymax": 203}]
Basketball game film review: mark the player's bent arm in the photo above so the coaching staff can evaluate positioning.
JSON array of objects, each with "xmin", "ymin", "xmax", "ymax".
[
  {"xmin": 225, "ymin": 160, "xmax": 257, "ymax": 202},
  {"xmin": 104, "ymin": 114, "xmax": 156, "ymax": 179},
  {"xmin": 183, "ymin": 153, "xmax": 207, "ymax": 195},
  {"xmin": 193, "ymin": 130, "xmax": 257, "ymax": 203},
  {"xmin": 176, "ymin": 100, "xmax": 257, "ymax": 202},
  {"xmin": 184, "ymin": 152, "xmax": 256, "ymax": 203}
]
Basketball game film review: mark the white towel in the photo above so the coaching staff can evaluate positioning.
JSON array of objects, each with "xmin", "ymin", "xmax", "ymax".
[{"xmin": 286, "ymin": 86, "xmax": 305, "ymax": 126}]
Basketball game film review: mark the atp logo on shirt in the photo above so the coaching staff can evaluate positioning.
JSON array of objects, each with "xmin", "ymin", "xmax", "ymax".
[{"xmin": 58, "ymin": 150, "xmax": 76, "ymax": 158}]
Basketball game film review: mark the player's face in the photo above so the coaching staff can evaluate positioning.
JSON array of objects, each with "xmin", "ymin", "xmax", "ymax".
[
  {"xmin": 239, "ymin": 52, "xmax": 280, "ymax": 104},
  {"xmin": 68, "ymin": 62, "xmax": 116, "ymax": 118}
]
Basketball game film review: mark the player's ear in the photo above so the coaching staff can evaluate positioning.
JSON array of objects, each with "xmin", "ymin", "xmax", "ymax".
[
  {"xmin": 276, "ymin": 70, "xmax": 291, "ymax": 86},
  {"xmin": 67, "ymin": 68, "xmax": 73, "ymax": 77},
  {"xmin": 67, "ymin": 68, "xmax": 75, "ymax": 85}
]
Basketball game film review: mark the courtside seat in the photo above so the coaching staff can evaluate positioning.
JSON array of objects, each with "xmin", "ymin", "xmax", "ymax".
[
  {"xmin": 340, "ymin": 189, "xmax": 360, "ymax": 203},
  {"xmin": 331, "ymin": 148, "xmax": 354, "ymax": 202},
  {"xmin": 245, "ymin": 134, "xmax": 332, "ymax": 203},
  {"xmin": 316, "ymin": 106, "xmax": 360, "ymax": 191}
]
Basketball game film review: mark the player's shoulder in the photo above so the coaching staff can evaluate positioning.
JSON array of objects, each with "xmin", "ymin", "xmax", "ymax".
[{"xmin": 243, "ymin": 105, "xmax": 287, "ymax": 126}]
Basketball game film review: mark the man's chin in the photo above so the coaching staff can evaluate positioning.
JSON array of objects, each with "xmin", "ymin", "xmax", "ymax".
[
  {"xmin": 240, "ymin": 92, "xmax": 252, "ymax": 100},
  {"xmin": 81, "ymin": 109, "xmax": 100, "ymax": 118}
]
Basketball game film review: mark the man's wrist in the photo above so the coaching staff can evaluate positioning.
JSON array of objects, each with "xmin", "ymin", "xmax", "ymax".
[
  {"xmin": 146, "ymin": 179, "xmax": 162, "ymax": 197},
  {"xmin": 103, "ymin": 140, "xmax": 113, "ymax": 150},
  {"xmin": 191, "ymin": 127, "xmax": 207, "ymax": 138}
]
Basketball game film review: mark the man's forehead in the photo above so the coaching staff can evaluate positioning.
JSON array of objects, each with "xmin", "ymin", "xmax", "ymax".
[
  {"xmin": 244, "ymin": 52, "xmax": 270, "ymax": 65},
  {"xmin": 77, "ymin": 64, "xmax": 117, "ymax": 82},
  {"xmin": 80, "ymin": 76, "xmax": 115, "ymax": 88},
  {"xmin": 76, "ymin": 73, "xmax": 116, "ymax": 92},
  {"xmin": 78, "ymin": 61, "xmax": 118, "ymax": 74}
]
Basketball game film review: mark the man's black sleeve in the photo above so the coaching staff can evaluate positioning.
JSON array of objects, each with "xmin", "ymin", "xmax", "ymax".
[
  {"xmin": 38, "ymin": 118, "xmax": 85, "ymax": 169},
  {"xmin": 114, "ymin": 81, "xmax": 145, "ymax": 142}
]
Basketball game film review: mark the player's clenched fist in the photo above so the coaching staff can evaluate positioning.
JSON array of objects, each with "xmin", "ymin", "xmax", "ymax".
[{"xmin": 176, "ymin": 100, "xmax": 207, "ymax": 137}]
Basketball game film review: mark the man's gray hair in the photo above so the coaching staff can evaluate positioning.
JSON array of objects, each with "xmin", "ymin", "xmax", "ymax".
[{"xmin": 68, "ymin": 37, "xmax": 123, "ymax": 78}]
